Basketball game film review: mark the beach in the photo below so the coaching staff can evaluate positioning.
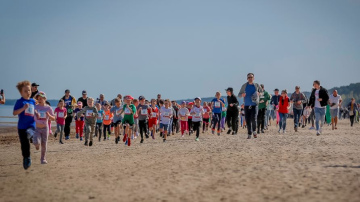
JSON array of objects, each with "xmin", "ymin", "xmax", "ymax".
[{"xmin": 0, "ymin": 120, "xmax": 359, "ymax": 202}]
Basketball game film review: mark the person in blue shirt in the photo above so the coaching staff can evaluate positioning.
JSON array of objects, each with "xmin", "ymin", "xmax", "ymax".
[
  {"xmin": 238, "ymin": 73, "xmax": 263, "ymax": 139},
  {"xmin": 13, "ymin": 80, "xmax": 36, "ymax": 170},
  {"xmin": 211, "ymin": 91, "xmax": 225, "ymax": 136}
]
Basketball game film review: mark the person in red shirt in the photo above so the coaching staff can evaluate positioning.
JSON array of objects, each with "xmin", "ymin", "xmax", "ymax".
[
  {"xmin": 278, "ymin": 90, "xmax": 291, "ymax": 134},
  {"xmin": 148, "ymin": 99, "xmax": 159, "ymax": 139},
  {"xmin": 202, "ymin": 102, "xmax": 211, "ymax": 133}
]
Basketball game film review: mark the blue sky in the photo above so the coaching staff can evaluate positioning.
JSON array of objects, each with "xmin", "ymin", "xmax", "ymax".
[{"xmin": 1, "ymin": 0, "xmax": 359, "ymax": 101}]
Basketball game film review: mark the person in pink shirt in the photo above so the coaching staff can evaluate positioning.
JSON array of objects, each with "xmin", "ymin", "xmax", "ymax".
[
  {"xmin": 54, "ymin": 100, "xmax": 67, "ymax": 144},
  {"xmin": 202, "ymin": 102, "xmax": 211, "ymax": 133},
  {"xmin": 33, "ymin": 91, "xmax": 55, "ymax": 164}
]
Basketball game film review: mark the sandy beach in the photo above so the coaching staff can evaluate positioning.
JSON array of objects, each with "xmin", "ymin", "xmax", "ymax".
[{"xmin": 0, "ymin": 120, "xmax": 359, "ymax": 202}]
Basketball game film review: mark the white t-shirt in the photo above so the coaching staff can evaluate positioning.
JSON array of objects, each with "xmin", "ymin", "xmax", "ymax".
[
  {"xmin": 190, "ymin": 106, "xmax": 204, "ymax": 122},
  {"xmin": 160, "ymin": 107, "xmax": 173, "ymax": 124},
  {"xmin": 178, "ymin": 108, "xmax": 190, "ymax": 121},
  {"xmin": 329, "ymin": 94, "xmax": 342, "ymax": 109},
  {"xmin": 314, "ymin": 90, "xmax": 324, "ymax": 108}
]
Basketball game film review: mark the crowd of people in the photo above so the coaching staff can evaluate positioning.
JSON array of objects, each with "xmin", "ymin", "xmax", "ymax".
[{"xmin": 8, "ymin": 74, "xmax": 360, "ymax": 170}]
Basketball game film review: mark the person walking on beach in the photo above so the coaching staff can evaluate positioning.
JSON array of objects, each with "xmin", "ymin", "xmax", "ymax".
[
  {"xmin": 347, "ymin": 98, "xmax": 358, "ymax": 127},
  {"xmin": 61, "ymin": 89, "xmax": 77, "ymax": 140},
  {"xmin": 238, "ymin": 73, "xmax": 263, "ymax": 139},
  {"xmin": 270, "ymin": 88, "xmax": 280, "ymax": 126},
  {"xmin": 329, "ymin": 90, "xmax": 342, "ymax": 130},
  {"xmin": 13, "ymin": 80, "xmax": 36, "ymax": 170},
  {"xmin": 308, "ymin": 80, "xmax": 329, "ymax": 136},
  {"xmin": 278, "ymin": 90, "xmax": 291, "ymax": 134},
  {"xmin": 290, "ymin": 86, "xmax": 307, "ymax": 132},
  {"xmin": 257, "ymin": 84, "xmax": 271, "ymax": 134},
  {"xmin": 225, "ymin": 87, "xmax": 239, "ymax": 135}
]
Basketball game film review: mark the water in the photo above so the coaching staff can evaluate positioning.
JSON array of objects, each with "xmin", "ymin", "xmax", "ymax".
[{"xmin": 0, "ymin": 105, "xmax": 56, "ymax": 126}]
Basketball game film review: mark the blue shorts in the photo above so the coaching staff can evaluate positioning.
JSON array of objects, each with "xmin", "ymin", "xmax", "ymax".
[{"xmin": 159, "ymin": 123, "xmax": 170, "ymax": 132}]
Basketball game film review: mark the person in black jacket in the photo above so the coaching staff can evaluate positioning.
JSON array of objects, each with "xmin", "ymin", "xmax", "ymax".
[
  {"xmin": 308, "ymin": 80, "xmax": 329, "ymax": 136},
  {"xmin": 225, "ymin": 87, "xmax": 239, "ymax": 135}
]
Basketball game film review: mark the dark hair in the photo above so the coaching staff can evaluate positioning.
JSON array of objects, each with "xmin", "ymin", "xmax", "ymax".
[
  {"xmin": 58, "ymin": 99, "xmax": 64, "ymax": 103},
  {"xmin": 159, "ymin": 99, "xmax": 164, "ymax": 105},
  {"xmin": 314, "ymin": 80, "xmax": 320, "ymax": 85},
  {"xmin": 247, "ymin": 73, "xmax": 254, "ymax": 77}
]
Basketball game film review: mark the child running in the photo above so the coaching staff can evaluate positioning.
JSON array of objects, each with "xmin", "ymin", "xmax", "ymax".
[
  {"xmin": 13, "ymin": 80, "xmax": 36, "ymax": 170},
  {"xmin": 137, "ymin": 96, "xmax": 149, "ymax": 143},
  {"xmin": 73, "ymin": 101, "xmax": 85, "ymax": 141},
  {"xmin": 190, "ymin": 97, "xmax": 204, "ymax": 141},
  {"xmin": 159, "ymin": 99, "xmax": 173, "ymax": 142},
  {"xmin": 211, "ymin": 92, "xmax": 225, "ymax": 136},
  {"xmin": 120, "ymin": 95, "xmax": 136, "ymax": 146},
  {"xmin": 95, "ymin": 103, "xmax": 104, "ymax": 141},
  {"xmin": 178, "ymin": 101, "xmax": 190, "ymax": 137},
  {"xmin": 110, "ymin": 98, "xmax": 123, "ymax": 144},
  {"xmin": 54, "ymin": 100, "xmax": 67, "ymax": 144},
  {"xmin": 148, "ymin": 99, "xmax": 159, "ymax": 140},
  {"xmin": 202, "ymin": 102, "xmax": 211, "ymax": 133},
  {"xmin": 76, "ymin": 97, "xmax": 98, "ymax": 146},
  {"xmin": 33, "ymin": 91, "xmax": 55, "ymax": 164},
  {"xmin": 102, "ymin": 103, "xmax": 113, "ymax": 140},
  {"xmin": 132, "ymin": 99, "xmax": 139, "ymax": 140}
]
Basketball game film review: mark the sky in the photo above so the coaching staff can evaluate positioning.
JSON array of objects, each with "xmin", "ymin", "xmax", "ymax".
[{"xmin": 1, "ymin": 0, "xmax": 359, "ymax": 101}]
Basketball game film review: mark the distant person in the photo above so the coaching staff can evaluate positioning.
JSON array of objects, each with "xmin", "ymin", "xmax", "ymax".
[
  {"xmin": 96, "ymin": 94, "xmax": 107, "ymax": 109},
  {"xmin": 156, "ymin": 94, "xmax": 162, "ymax": 107},
  {"xmin": 54, "ymin": 100, "xmax": 67, "ymax": 144},
  {"xmin": 329, "ymin": 90, "xmax": 342, "ymax": 130},
  {"xmin": 30, "ymin": 83, "xmax": 40, "ymax": 98},
  {"xmin": 347, "ymin": 98, "xmax": 358, "ymax": 127},
  {"xmin": 77, "ymin": 90, "xmax": 88, "ymax": 107},
  {"xmin": 308, "ymin": 80, "xmax": 329, "ymax": 136},
  {"xmin": 290, "ymin": 86, "xmax": 307, "ymax": 132},
  {"xmin": 0, "ymin": 89, "xmax": 5, "ymax": 104},
  {"xmin": 270, "ymin": 88, "xmax": 280, "ymax": 126},
  {"xmin": 225, "ymin": 87, "xmax": 239, "ymax": 135},
  {"xmin": 61, "ymin": 89, "xmax": 77, "ymax": 140},
  {"xmin": 211, "ymin": 92, "xmax": 225, "ymax": 136},
  {"xmin": 76, "ymin": 97, "xmax": 98, "ymax": 147},
  {"xmin": 238, "ymin": 73, "xmax": 263, "ymax": 139},
  {"xmin": 13, "ymin": 80, "xmax": 35, "ymax": 170},
  {"xmin": 111, "ymin": 94, "xmax": 122, "ymax": 106},
  {"xmin": 257, "ymin": 84, "xmax": 270, "ymax": 134}
]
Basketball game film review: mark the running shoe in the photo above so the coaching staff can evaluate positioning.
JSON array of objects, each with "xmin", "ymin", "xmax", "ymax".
[
  {"xmin": 294, "ymin": 127, "xmax": 298, "ymax": 132},
  {"xmin": 80, "ymin": 137, "xmax": 83, "ymax": 141},
  {"xmin": 163, "ymin": 139, "xmax": 166, "ymax": 143},
  {"xmin": 247, "ymin": 135, "xmax": 251, "ymax": 139},
  {"xmin": 140, "ymin": 139, "xmax": 144, "ymax": 143},
  {"xmin": 89, "ymin": 141, "xmax": 93, "ymax": 146},
  {"xmin": 125, "ymin": 139, "xmax": 128, "ymax": 145},
  {"xmin": 145, "ymin": 134, "xmax": 149, "ymax": 139},
  {"xmin": 195, "ymin": 137, "xmax": 199, "ymax": 141},
  {"xmin": 217, "ymin": 132, "xmax": 220, "ymax": 136},
  {"xmin": 283, "ymin": 130, "xmax": 286, "ymax": 134},
  {"xmin": 84, "ymin": 141, "xmax": 88, "ymax": 146},
  {"xmin": 115, "ymin": 137, "xmax": 119, "ymax": 144},
  {"xmin": 253, "ymin": 132, "xmax": 257, "ymax": 138},
  {"xmin": 261, "ymin": 130, "xmax": 265, "ymax": 133},
  {"xmin": 316, "ymin": 131, "xmax": 321, "ymax": 136},
  {"xmin": 76, "ymin": 133, "xmax": 79, "ymax": 139},
  {"xmin": 212, "ymin": 130, "xmax": 215, "ymax": 135},
  {"xmin": 227, "ymin": 130, "xmax": 232, "ymax": 134},
  {"xmin": 123, "ymin": 134, "xmax": 127, "ymax": 142},
  {"xmin": 302, "ymin": 125, "xmax": 305, "ymax": 128},
  {"xmin": 59, "ymin": 141, "xmax": 64, "ymax": 144},
  {"xmin": 131, "ymin": 134, "xmax": 134, "ymax": 140},
  {"xmin": 23, "ymin": 157, "xmax": 31, "ymax": 170},
  {"xmin": 54, "ymin": 132, "xmax": 57, "ymax": 138},
  {"xmin": 309, "ymin": 126, "xmax": 315, "ymax": 130},
  {"xmin": 41, "ymin": 160, "xmax": 48, "ymax": 164},
  {"xmin": 127, "ymin": 138, "xmax": 131, "ymax": 146},
  {"xmin": 232, "ymin": 131, "xmax": 236, "ymax": 135},
  {"xmin": 181, "ymin": 135, "xmax": 184, "ymax": 138}
]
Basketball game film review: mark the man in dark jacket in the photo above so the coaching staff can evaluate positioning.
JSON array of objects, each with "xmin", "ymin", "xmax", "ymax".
[
  {"xmin": 308, "ymin": 80, "xmax": 329, "ymax": 136},
  {"xmin": 226, "ymin": 87, "xmax": 239, "ymax": 135}
]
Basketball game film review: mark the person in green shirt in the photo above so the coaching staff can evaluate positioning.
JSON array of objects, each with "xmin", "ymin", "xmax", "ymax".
[
  {"xmin": 257, "ymin": 84, "xmax": 271, "ymax": 134},
  {"xmin": 120, "ymin": 95, "xmax": 136, "ymax": 146}
]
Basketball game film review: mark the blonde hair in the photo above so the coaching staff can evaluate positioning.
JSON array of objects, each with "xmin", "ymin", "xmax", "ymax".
[
  {"xmin": 87, "ymin": 97, "xmax": 94, "ymax": 102},
  {"xmin": 16, "ymin": 80, "xmax": 31, "ymax": 92}
]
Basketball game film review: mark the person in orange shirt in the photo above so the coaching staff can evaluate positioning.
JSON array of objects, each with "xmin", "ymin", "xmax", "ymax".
[{"xmin": 102, "ymin": 103, "xmax": 113, "ymax": 140}]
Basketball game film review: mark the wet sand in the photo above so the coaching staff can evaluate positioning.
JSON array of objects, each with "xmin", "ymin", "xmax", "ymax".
[{"xmin": 0, "ymin": 120, "xmax": 359, "ymax": 202}]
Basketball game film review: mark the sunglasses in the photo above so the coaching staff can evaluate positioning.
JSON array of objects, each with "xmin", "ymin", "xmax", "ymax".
[{"xmin": 247, "ymin": 77, "xmax": 253, "ymax": 79}]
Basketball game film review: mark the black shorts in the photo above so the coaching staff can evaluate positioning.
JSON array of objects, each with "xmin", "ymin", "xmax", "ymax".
[
  {"xmin": 203, "ymin": 118, "xmax": 209, "ymax": 123},
  {"xmin": 113, "ymin": 120, "xmax": 122, "ymax": 127}
]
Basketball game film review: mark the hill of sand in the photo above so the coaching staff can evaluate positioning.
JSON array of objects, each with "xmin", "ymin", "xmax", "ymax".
[{"xmin": 0, "ymin": 120, "xmax": 359, "ymax": 202}]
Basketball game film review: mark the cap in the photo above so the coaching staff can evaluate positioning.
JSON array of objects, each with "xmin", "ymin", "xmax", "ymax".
[
  {"xmin": 188, "ymin": 102, "xmax": 194, "ymax": 105},
  {"xmin": 139, "ymin": 95, "xmax": 145, "ymax": 100},
  {"xmin": 104, "ymin": 102, "xmax": 109, "ymax": 106},
  {"xmin": 124, "ymin": 95, "xmax": 134, "ymax": 100},
  {"xmin": 77, "ymin": 101, "xmax": 83, "ymax": 106},
  {"xmin": 274, "ymin": 88, "xmax": 279, "ymax": 91},
  {"xmin": 35, "ymin": 91, "xmax": 46, "ymax": 99},
  {"xmin": 65, "ymin": 89, "xmax": 70, "ymax": 93},
  {"xmin": 82, "ymin": 90, "xmax": 87, "ymax": 94},
  {"xmin": 31, "ymin": 83, "xmax": 40, "ymax": 87},
  {"xmin": 182, "ymin": 101, "xmax": 187, "ymax": 104},
  {"xmin": 194, "ymin": 97, "xmax": 201, "ymax": 101},
  {"xmin": 295, "ymin": 86, "xmax": 300, "ymax": 89},
  {"xmin": 225, "ymin": 87, "xmax": 233, "ymax": 92}
]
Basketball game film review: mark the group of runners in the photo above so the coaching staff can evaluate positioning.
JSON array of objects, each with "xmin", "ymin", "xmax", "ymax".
[{"xmin": 9, "ymin": 74, "xmax": 360, "ymax": 169}]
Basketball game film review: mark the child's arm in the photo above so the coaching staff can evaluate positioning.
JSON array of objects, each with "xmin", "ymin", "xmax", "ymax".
[
  {"xmin": 47, "ymin": 111, "xmax": 56, "ymax": 121},
  {"xmin": 13, "ymin": 103, "xmax": 28, "ymax": 116},
  {"xmin": 76, "ymin": 108, "xmax": 86, "ymax": 118}
]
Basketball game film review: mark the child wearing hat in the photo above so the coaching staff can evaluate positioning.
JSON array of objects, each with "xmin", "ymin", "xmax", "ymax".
[{"xmin": 34, "ymin": 91, "xmax": 55, "ymax": 164}]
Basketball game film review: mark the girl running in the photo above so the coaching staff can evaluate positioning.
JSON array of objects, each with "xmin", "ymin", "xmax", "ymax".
[
  {"xmin": 211, "ymin": 92, "xmax": 225, "ymax": 136},
  {"xmin": 54, "ymin": 100, "xmax": 67, "ymax": 144}
]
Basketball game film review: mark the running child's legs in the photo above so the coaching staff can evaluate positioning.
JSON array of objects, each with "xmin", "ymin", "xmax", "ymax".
[{"xmin": 193, "ymin": 122, "xmax": 201, "ymax": 138}]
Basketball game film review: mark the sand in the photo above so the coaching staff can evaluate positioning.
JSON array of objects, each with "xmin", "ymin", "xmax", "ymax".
[{"xmin": 0, "ymin": 120, "xmax": 359, "ymax": 202}]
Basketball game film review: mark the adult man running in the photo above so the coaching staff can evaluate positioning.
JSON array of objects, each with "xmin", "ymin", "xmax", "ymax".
[
  {"xmin": 308, "ymin": 80, "xmax": 329, "ymax": 136},
  {"xmin": 238, "ymin": 73, "xmax": 263, "ymax": 139},
  {"xmin": 225, "ymin": 87, "xmax": 239, "ymax": 135},
  {"xmin": 61, "ymin": 89, "xmax": 77, "ymax": 140},
  {"xmin": 290, "ymin": 86, "xmax": 307, "ymax": 132},
  {"xmin": 77, "ymin": 90, "xmax": 88, "ymax": 107},
  {"xmin": 329, "ymin": 90, "xmax": 342, "ymax": 130}
]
